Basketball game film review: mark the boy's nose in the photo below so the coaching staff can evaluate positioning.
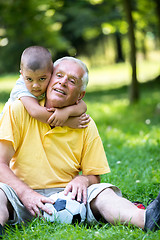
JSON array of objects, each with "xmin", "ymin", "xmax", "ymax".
[{"xmin": 33, "ymin": 82, "xmax": 40, "ymax": 88}]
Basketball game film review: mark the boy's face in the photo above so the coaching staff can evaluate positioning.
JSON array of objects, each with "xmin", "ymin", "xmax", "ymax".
[{"xmin": 21, "ymin": 66, "xmax": 52, "ymax": 97}]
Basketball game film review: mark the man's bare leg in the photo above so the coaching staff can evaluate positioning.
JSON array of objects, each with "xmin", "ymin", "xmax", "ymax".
[
  {"xmin": 90, "ymin": 187, "xmax": 145, "ymax": 229},
  {"xmin": 0, "ymin": 189, "xmax": 11, "ymax": 226}
]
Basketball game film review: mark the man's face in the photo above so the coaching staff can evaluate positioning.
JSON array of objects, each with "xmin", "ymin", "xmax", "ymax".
[{"xmin": 46, "ymin": 60, "xmax": 85, "ymax": 108}]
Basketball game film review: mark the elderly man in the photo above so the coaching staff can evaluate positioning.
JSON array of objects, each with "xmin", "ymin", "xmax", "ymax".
[{"xmin": 0, "ymin": 57, "xmax": 160, "ymax": 236}]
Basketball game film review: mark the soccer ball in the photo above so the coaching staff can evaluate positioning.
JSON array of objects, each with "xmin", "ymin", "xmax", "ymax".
[{"xmin": 43, "ymin": 191, "xmax": 86, "ymax": 224}]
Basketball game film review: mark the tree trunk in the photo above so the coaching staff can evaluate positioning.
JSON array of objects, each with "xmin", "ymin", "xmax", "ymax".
[
  {"xmin": 154, "ymin": 0, "xmax": 160, "ymax": 48},
  {"xmin": 141, "ymin": 31, "xmax": 147, "ymax": 60},
  {"xmin": 115, "ymin": 31, "xmax": 125, "ymax": 63},
  {"xmin": 123, "ymin": 0, "xmax": 139, "ymax": 103}
]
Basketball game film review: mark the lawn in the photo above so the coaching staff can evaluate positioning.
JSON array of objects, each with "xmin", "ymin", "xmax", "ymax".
[{"xmin": 0, "ymin": 62, "xmax": 160, "ymax": 239}]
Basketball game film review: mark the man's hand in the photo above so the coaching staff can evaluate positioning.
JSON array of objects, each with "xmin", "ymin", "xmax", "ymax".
[
  {"xmin": 20, "ymin": 189, "xmax": 54, "ymax": 217},
  {"xmin": 63, "ymin": 175, "xmax": 89, "ymax": 204}
]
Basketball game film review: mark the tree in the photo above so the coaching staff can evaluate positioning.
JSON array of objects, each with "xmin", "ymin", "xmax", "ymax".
[
  {"xmin": 115, "ymin": 31, "xmax": 125, "ymax": 62},
  {"xmin": 154, "ymin": 0, "xmax": 160, "ymax": 48},
  {"xmin": 122, "ymin": 0, "xmax": 139, "ymax": 103},
  {"xmin": 0, "ymin": 0, "xmax": 159, "ymax": 80},
  {"xmin": 0, "ymin": 0, "xmax": 69, "ymax": 73}
]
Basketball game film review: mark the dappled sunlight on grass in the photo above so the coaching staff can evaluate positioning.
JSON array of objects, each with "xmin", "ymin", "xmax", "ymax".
[
  {"xmin": 88, "ymin": 59, "xmax": 160, "ymax": 90},
  {"xmin": 0, "ymin": 74, "xmax": 18, "ymax": 90},
  {"xmin": 84, "ymin": 77, "xmax": 160, "ymax": 202}
]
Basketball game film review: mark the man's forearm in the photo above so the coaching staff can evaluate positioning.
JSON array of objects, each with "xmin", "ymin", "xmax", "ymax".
[
  {"xmin": 0, "ymin": 162, "xmax": 54, "ymax": 217},
  {"xmin": 81, "ymin": 175, "xmax": 100, "ymax": 187},
  {"xmin": 0, "ymin": 163, "xmax": 33, "ymax": 200}
]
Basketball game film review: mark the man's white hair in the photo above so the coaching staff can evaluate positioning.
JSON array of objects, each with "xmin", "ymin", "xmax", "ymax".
[{"xmin": 53, "ymin": 56, "xmax": 89, "ymax": 91}]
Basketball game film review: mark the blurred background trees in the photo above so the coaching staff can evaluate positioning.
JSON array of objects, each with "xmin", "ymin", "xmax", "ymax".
[{"xmin": 0, "ymin": 0, "xmax": 159, "ymax": 102}]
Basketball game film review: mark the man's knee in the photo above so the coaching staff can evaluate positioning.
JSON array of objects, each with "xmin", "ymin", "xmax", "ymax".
[
  {"xmin": 90, "ymin": 187, "xmax": 117, "ymax": 220},
  {"xmin": 0, "ymin": 189, "xmax": 12, "ymax": 225},
  {"xmin": 0, "ymin": 188, "xmax": 8, "ymax": 205}
]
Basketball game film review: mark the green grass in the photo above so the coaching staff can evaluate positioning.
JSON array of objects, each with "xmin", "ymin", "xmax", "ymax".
[
  {"xmin": 84, "ymin": 79, "xmax": 160, "ymax": 203},
  {"xmin": 0, "ymin": 63, "xmax": 160, "ymax": 239}
]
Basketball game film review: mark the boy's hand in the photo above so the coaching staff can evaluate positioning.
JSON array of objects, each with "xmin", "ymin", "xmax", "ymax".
[
  {"xmin": 47, "ymin": 108, "xmax": 70, "ymax": 127},
  {"xmin": 64, "ymin": 113, "xmax": 91, "ymax": 129}
]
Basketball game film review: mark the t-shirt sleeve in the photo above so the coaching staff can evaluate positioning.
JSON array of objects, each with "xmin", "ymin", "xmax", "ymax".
[
  {"xmin": 0, "ymin": 77, "xmax": 37, "ymax": 120},
  {"xmin": 81, "ymin": 120, "xmax": 110, "ymax": 175},
  {"xmin": 10, "ymin": 75, "xmax": 37, "ymax": 100},
  {"xmin": 0, "ymin": 100, "xmax": 24, "ymax": 151}
]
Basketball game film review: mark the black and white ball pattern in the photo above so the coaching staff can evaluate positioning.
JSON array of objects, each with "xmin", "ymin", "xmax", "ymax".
[{"xmin": 43, "ymin": 191, "xmax": 86, "ymax": 224}]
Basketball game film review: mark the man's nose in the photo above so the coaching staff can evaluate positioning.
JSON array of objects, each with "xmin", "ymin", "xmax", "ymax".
[{"xmin": 59, "ymin": 76, "xmax": 67, "ymax": 85}]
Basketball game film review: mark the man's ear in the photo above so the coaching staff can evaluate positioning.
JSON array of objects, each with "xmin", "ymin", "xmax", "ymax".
[{"xmin": 76, "ymin": 91, "xmax": 85, "ymax": 104}]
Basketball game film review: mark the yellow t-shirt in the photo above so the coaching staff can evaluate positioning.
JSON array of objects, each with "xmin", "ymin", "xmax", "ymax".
[{"xmin": 0, "ymin": 100, "xmax": 110, "ymax": 189}]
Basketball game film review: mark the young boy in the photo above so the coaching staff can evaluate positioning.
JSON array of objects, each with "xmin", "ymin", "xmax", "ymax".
[{"xmin": 0, "ymin": 46, "xmax": 88, "ymax": 127}]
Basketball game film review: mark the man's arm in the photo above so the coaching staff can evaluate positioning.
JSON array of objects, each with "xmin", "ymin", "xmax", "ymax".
[
  {"xmin": 64, "ymin": 175, "xmax": 100, "ymax": 204},
  {"xmin": 0, "ymin": 140, "xmax": 54, "ymax": 217}
]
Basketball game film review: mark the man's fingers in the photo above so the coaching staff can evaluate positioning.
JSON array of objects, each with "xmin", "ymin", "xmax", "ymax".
[
  {"xmin": 76, "ymin": 187, "xmax": 82, "ymax": 202},
  {"xmin": 41, "ymin": 197, "xmax": 54, "ymax": 204},
  {"xmin": 36, "ymin": 199, "xmax": 53, "ymax": 216},
  {"xmin": 39, "ymin": 204, "xmax": 53, "ymax": 216},
  {"xmin": 30, "ymin": 209, "xmax": 37, "ymax": 217},
  {"xmin": 70, "ymin": 186, "xmax": 78, "ymax": 200},
  {"xmin": 31, "ymin": 197, "xmax": 55, "ymax": 216},
  {"xmin": 31, "ymin": 205, "xmax": 42, "ymax": 217},
  {"xmin": 76, "ymin": 186, "xmax": 87, "ymax": 204},
  {"xmin": 64, "ymin": 184, "xmax": 72, "ymax": 195},
  {"xmin": 82, "ymin": 188, "xmax": 87, "ymax": 204}
]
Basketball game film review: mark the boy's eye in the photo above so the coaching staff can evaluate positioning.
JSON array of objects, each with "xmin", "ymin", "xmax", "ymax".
[
  {"xmin": 27, "ymin": 78, "xmax": 32, "ymax": 82},
  {"xmin": 39, "ymin": 78, "xmax": 46, "ymax": 81}
]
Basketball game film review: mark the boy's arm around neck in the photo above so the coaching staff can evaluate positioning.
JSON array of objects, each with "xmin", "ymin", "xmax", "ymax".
[{"xmin": 20, "ymin": 96, "xmax": 52, "ymax": 123}]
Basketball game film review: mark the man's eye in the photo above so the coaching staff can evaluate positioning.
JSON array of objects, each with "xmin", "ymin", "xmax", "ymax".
[
  {"xmin": 69, "ymin": 78, "xmax": 75, "ymax": 84},
  {"xmin": 57, "ymin": 73, "xmax": 62, "ymax": 77}
]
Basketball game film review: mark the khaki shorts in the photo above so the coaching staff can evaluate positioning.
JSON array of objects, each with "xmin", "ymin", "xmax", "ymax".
[{"xmin": 0, "ymin": 182, "xmax": 122, "ymax": 225}]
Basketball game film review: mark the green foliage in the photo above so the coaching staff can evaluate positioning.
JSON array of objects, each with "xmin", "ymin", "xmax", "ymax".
[
  {"xmin": 0, "ymin": 0, "xmax": 70, "ymax": 72},
  {"xmin": 0, "ymin": 0, "xmax": 159, "ymax": 72}
]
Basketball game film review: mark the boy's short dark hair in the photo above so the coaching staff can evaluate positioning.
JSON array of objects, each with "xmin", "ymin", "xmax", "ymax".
[{"xmin": 20, "ymin": 46, "xmax": 53, "ymax": 73}]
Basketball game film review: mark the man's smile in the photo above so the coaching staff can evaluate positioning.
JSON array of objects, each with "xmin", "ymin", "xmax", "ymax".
[{"xmin": 54, "ymin": 88, "xmax": 66, "ymax": 95}]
